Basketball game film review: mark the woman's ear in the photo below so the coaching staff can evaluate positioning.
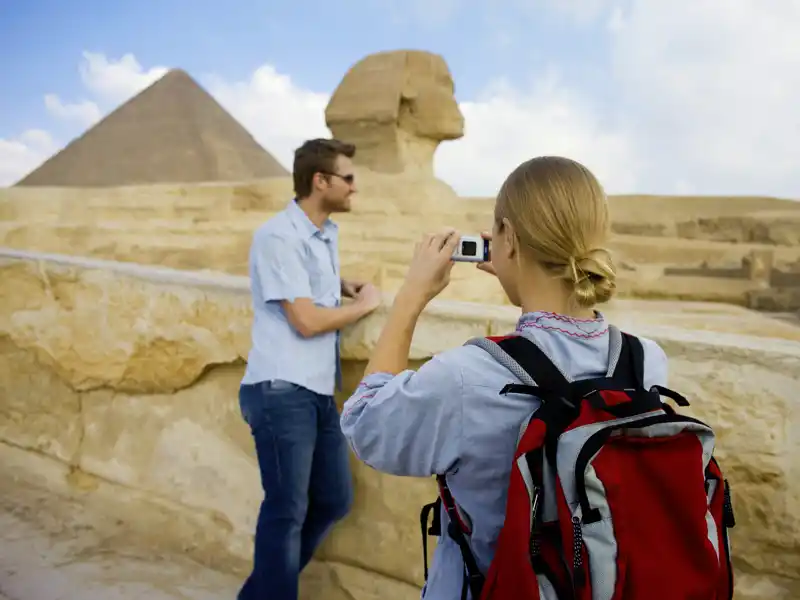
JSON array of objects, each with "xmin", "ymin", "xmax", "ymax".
[{"xmin": 502, "ymin": 217, "xmax": 518, "ymax": 260}]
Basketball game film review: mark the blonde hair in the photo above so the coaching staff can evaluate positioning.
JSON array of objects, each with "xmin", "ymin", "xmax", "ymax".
[{"xmin": 494, "ymin": 156, "xmax": 616, "ymax": 309}]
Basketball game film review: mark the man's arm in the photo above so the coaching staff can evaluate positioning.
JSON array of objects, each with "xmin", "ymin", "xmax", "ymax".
[
  {"xmin": 253, "ymin": 232, "xmax": 378, "ymax": 338},
  {"xmin": 282, "ymin": 297, "xmax": 373, "ymax": 338}
]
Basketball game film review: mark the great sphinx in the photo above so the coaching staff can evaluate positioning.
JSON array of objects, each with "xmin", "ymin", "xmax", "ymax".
[
  {"xmin": 325, "ymin": 50, "xmax": 464, "ymax": 176},
  {"xmin": 323, "ymin": 50, "xmax": 469, "ymax": 214}
]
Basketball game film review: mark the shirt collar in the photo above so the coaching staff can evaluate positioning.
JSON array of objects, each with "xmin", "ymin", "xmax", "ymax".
[
  {"xmin": 516, "ymin": 310, "xmax": 608, "ymax": 339},
  {"xmin": 286, "ymin": 198, "xmax": 337, "ymax": 241}
]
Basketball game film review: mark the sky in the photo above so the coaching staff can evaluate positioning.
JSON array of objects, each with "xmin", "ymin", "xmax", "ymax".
[{"xmin": 1, "ymin": 0, "xmax": 799, "ymax": 199}]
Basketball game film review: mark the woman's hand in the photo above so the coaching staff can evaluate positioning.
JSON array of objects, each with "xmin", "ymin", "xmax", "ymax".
[
  {"xmin": 364, "ymin": 228, "xmax": 458, "ymax": 377},
  {"xmin": 476, "ymin": 230, "xmax": 497, "ymax": 276},
  {"xmin": 399, "ymin": 228, "xmax": 460, "ymax": 306}
]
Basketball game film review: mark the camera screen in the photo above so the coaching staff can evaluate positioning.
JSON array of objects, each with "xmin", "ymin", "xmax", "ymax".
[{"xmin": 461, "ymin": 240, "xmax": 477, "ymax": 256}]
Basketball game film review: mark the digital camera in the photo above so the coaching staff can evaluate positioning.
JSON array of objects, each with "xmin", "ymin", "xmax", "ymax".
[{"xmin": 452, "ymin": 235, "xmax": 490, "ymax": 263}]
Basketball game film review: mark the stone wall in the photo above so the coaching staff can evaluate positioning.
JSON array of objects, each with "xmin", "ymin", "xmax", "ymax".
[
  {"xmin": 1, "ymin": 248, "xmax": 799, "ymax": 598},
  {"xmin": 2, "ymin": 183, "xmax": 800, "ymax": 311}
]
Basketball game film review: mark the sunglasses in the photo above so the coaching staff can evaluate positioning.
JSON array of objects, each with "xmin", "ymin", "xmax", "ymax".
[{"xmin": 321, "ymin": 171, "xmax": 355, "ymax": 185}]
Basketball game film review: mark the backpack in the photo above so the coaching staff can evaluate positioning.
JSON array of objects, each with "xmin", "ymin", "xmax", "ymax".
[{"xmin": 420, "ymin": 325, "xmax": 736, "ymax": 600}]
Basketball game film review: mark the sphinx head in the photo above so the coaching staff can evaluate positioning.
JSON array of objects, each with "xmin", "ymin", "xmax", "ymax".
[{"xmin": 325, "ymin": 50, "xmax": 465, "ymax": 175}]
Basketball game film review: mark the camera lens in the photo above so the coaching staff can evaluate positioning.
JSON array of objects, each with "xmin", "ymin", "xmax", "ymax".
[{"xmin": 461, "ymin": 240, "xmax": 477, "ymax": 256}]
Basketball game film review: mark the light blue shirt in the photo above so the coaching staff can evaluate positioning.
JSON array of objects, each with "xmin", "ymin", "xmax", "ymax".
[
  {"xmin": 340, "ymin": 311, "xmax": 669, "ymax": 600},
  {"xmin": 241, "ymin": 199, "xmax": 342, "ymax": 396}
]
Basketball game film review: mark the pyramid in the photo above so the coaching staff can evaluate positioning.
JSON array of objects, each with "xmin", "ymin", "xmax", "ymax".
[{"xmin": 14, "ymin": 69, "xmax": 289, "ymax": 187}]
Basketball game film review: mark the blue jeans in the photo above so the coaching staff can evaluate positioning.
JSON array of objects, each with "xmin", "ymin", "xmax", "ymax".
[{"xmin": 237, "ymin": 380, "xmax": 354, "ymax": 600}]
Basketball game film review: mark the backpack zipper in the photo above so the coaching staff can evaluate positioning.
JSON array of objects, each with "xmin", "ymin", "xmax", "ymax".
[
  {"xmin": 572, "ymin": 516, "xmax": 585, "ymax": 588},
  {"xmin": 529, "ymin": 486, "xmax": 541, "ymax": 558}
]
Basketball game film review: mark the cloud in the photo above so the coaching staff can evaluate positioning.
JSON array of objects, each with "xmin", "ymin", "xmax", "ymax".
[
  {"xmin": 37, "ymin": 51, "xmax": 169, "ymax": 133},
  {"xmin": 434, "ymin": 72, "xmax": 640, "ymax": 196},
  {"xmin": 0, "ymin": 130, "xmax": 58, "ymax": 186},
  {"xmin": 2, "ymin": 2, "xmax": 799, "ymax": 198},
  {"xmin": 609, "ymin": 0, "xmax": 800, "ymax": 196},
  {"xmin": 43, "ymin": 94, "xmax": 102, "ymax": 127},
  {"xmin": 205, "ymin": 66, "xmax": 331, "ymax": 170},
  {"xmin": 78, "ymin": 51, "xmax": 170, "ymax": 104}
]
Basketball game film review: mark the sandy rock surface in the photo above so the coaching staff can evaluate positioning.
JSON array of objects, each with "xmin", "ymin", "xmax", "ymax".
[
  {"xmin": 0, "ymin": 445, "xmax": 418, "ymax": 600},
  {"xmin": 0, "ymin": 249, "xmax": 799, "ymax": 599}
]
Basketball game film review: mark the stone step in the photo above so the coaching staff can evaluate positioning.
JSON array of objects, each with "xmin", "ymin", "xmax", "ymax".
[{"xmin": 2, "ymin": 221, "xmax": 799, "ymax": 271}]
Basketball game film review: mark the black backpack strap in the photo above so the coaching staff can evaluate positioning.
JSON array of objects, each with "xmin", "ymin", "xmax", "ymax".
[
  {"xmin": 610, "ymin": 330, "xmax": 645, "ymax": 389},
  {"xmin": 495, "ymin": 335, "xmax": 572, "ymax": 397},
  {"xmin": 608, "ymin": 330, "xmax": 690, "ymax": 407},
  {"xmin": 467, "ymin": 326, "xmax": 629, "ymax": 406},
  {"xmin": 437, "ymin": 476, "xmax": 484, "ymax": 600},
  {"xmin": 466, "ymin": 334, "xmax": 575, "ymax": 406},
  {"xmin": 420, "ymin": 486, "xmax": 481, "ymax": 600},
  {"xmin": 419, "ymin": 497, "xmax": 441, "ymax": 581},
  {"xmin": 466, "ymin": 326, "xmax": 671, "ymax": 421},
  {"xmin": 465, "ymin": 336, "xmax": 539, "ymax": 387},
  {"xmin": 467, "ymin": 325, "xmax": 628, "ymax": 395}
]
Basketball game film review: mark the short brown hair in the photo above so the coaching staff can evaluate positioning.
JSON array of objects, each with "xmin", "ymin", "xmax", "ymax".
[{"xmin": 292, "ymin": 138, "xmax": 356, "ymax": 198}]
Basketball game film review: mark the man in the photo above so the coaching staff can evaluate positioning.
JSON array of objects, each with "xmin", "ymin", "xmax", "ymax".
[{"xmin": 238, "ymin": 138, "xmax": 381, "ymax": 600}]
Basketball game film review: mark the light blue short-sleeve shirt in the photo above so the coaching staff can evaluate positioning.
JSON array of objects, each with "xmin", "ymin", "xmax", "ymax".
[{"xmin": 241, "ymin": 199, "xmax": 342, "ymax": 396}]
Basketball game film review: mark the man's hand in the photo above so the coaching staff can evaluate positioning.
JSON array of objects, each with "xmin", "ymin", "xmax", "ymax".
[
  {"xmin": 354, "ymin": 282, "xmax": 382, "ymax": 313},
  {"xmin": 341, "ymin": 279, "xmax": 367, "ymax": 299}
]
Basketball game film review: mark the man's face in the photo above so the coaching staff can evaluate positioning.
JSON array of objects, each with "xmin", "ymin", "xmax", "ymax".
[{"xmin": 322, "ymin": 154, "xmax": 357, "ymax": 213}]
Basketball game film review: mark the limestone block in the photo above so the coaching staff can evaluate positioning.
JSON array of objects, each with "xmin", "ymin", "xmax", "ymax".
[
  {"xmin": 607, "ymin": 195, "xmax": 800, "ymax": 231},
  {"xmin": 0, "ymin": 338, "xmax": 82, "ymax": 463},
  {"xmin": 610, "ymin": 234, "xmax": 799, "ymax": 270},
  {"xmin": 1, "ymin": 249, "xmax": 799, "ymax": 598},
  {"xmin": 0, "ymin": 252, "xmax": 251, "ymax": 393},
  {"xmin": 744, "ymin": 249, "xmax": 775, "ymax": 283},
  {"xmin": 746, "ymin": 287, "xmax": 800, "ymax": 312},
  {"xmin": 612, "ymin": 221, "xmax": 670, "ymax": 236},
  {"xmin": 676, "ymin": 212, "xmax": 800, "ymax": 246},
  {"xmin": 3, "ymin": 178, "xmax": 800, "ymax": 297},
  {"xmin": 76, "ymin": 368, "xmax": 261, "ymax": 545},
  {"xmin": 0, "ymin": 252, "xmax": 263, "ymax": 560}
]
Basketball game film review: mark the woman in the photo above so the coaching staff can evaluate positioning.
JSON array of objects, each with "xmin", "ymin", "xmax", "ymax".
[{"xmin": 339, "ymin": 156, "xmax": 669, "ymax": 599}]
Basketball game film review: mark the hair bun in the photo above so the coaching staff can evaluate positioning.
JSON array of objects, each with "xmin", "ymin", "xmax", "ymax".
[{"xmin": 564, "ymin": 248, "xmax": 616, "ymax": 308}]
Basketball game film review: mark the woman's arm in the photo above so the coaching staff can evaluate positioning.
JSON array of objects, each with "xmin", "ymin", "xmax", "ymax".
[
  {"xmin": 340, "ymin": 349, "xmax": 464, "ymax": 478},
  {"xmin": 362, "ymin": 228, "xmax": 460, "ymax": 376},
  {"xmin": 340, "ymin": 228, "xmax": 464, "ymax": 478},
  {"xmin": 362, "ymin": 287, "xmax": 428, "ymax": 377}
]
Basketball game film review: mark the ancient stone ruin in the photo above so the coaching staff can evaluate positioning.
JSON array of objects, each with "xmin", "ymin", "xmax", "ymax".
[
  {"xmin": 325, "ymin": 50, "xmax": 465, "ymax": 175},
  {"xmin": 0, "ymin": 50, "xmax": 799, "ymax": 599}
]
